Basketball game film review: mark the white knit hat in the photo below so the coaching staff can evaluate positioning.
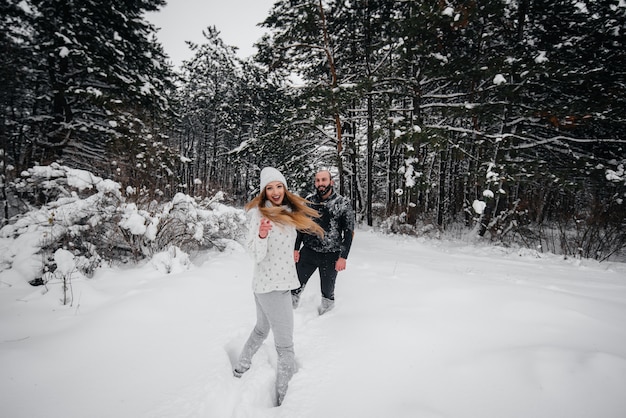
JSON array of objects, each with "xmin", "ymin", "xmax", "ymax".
[{"xmin": 260, "ymin": 167, "xmax": 288, "ymax": 190}]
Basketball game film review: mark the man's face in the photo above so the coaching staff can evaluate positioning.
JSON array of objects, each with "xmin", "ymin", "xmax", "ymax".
[{"xmin": 315, "ymin": 171, "xmax": 333, "ymax": 196}]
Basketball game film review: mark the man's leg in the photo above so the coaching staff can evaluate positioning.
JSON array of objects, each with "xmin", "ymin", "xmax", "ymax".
[
  {"xmin": 318, "ymin": 252, "xmax": 339, "ymax": 315},
  {"xmin": 292, "ymin": 247, "xmax": 319, "ymax": 308},
  {"xmin": 319, "ymin": 251, "xmax": 340, "ymax": 300}
]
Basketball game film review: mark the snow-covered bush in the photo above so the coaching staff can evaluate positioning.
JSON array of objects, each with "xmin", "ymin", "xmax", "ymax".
[
  {"xmin": 379, "ymin": 213, "xmax": 417, "ymax": 236},
  {"xmin": 379, "ymin": 212, "xmax": 441, "ymax": 238},
  {"xmin": 150, "ymin": 246, "xmax": 191, "ymax": 275},
  {"xmin": 41, "ymin": 249, "xmax": 83, "ymax": 306},
  {"xmin": 1, "ymin": 164, "xmax": 247, "ymax": 283}
]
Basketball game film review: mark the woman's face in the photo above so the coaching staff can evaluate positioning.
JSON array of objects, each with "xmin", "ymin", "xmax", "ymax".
[{"xmin": 265, "ymin": 181, "xmax": 285, "ymax": 206}]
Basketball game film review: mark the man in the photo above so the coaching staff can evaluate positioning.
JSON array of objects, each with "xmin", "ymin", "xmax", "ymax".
[{"xmin": 292, "ymin": 169, "xmax": 355, "ymax": 315}]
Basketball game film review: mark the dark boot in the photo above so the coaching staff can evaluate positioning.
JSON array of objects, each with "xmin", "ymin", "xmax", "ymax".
[
  {"xmin": 291, "ymin": 286, "xmax": 305, "ymax": 309},
  {"xmin": 292, "ymin": 293, "xmax": 301, "ymax": 309}
]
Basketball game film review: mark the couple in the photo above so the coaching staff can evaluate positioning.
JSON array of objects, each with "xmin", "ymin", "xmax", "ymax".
[{"xmin": 233, "ymin": 167, "xmax": 355, "ymax": 406}]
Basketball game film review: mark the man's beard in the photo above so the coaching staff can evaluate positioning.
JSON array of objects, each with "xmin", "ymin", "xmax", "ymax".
[{"xmin": 316, "ymin": 184, "xmax": 333, "ymax": 198}]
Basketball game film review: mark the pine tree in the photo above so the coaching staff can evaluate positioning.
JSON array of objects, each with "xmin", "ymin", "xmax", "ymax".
[
  {"xmin": 176, "ymin": 26, "xmax": 243, "ymax": 197},
  {"xmin": 0, "ymin": 0, "xmax": 38, "ymax": 175},
  {"xmin": 258, "ymin": 0, "xmax": 353, "ymax": 188},
  {"xmin": 23, "ymin": 0, "xmax": 175, "ymax": 173}
]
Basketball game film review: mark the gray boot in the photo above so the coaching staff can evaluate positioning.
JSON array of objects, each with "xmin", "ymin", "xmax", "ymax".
[
  {"xmin": 275, "ymin": 345, "xmax": 296, "ymax": 406},
  {"xmin": 318, "ymin": 297, "xmax": 335, "ymax": 315},
  {"xmin": 234, "ymin": 326, "xmax": 268, "ymax": 378}
]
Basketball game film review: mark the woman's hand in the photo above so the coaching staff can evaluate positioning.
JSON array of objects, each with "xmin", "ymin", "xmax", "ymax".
[{"xmin": 258, "ymin": 217, "xmax": 272, "ymax": 239}]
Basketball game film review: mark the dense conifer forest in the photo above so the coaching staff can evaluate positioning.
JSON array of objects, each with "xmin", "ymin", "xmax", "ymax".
[{"xmin": 2, "ymin": 0, "xmax": 624, "ymax": 263}]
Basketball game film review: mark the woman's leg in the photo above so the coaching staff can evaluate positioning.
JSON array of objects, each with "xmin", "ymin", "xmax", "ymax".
[
  {"xmin": 256, "ymin": 290, "xmax": 296, "ymax": 405},
  {"xmin": 234, "ymin": 293, "xmax": 270, "ymax": 376}
]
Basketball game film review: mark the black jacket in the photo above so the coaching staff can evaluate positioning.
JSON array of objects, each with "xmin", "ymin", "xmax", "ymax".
[{"xmin": 295, "ymin": 190, "xmax": 355, "ymax": 259}]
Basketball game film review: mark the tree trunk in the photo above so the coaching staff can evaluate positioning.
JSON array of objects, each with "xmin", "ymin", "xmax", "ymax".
[
  {"xmin": 317, "ymin": 0, "xmax": 344, "ymax": 194},
  {"xmin": 366, "ymin": 93, "xmax": 374, "ymax": 226}
]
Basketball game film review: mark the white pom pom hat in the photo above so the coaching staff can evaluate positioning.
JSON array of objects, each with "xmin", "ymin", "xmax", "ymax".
[{"xmin": 260, "ymin": 167, "xmax": 288, "ymax": 190}]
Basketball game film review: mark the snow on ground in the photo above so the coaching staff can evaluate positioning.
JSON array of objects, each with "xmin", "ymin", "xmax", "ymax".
[{"xmin": 1, "ymin": 228, "xmax": 626, "ymax": 418}]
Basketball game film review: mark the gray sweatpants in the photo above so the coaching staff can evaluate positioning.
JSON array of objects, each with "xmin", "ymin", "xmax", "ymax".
[{"xmin": 236, "ymin": 290, "xmax": 296, "ymax": 405}]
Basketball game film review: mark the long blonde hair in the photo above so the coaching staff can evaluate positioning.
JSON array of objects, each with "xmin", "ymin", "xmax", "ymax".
[{"xmin": 245, "ymin": 189, "xmax": 324, "ymax": 238}]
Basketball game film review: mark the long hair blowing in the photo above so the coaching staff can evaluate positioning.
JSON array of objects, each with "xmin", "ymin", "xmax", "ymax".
[{"xmin": 245, "ymin": 190, "xmax": 324, "ymax": 238}]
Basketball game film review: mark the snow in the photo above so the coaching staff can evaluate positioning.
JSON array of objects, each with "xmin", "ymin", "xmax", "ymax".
[
  {"xmin": 472, "ymin": 199, "xmax": 486, "ymax": 214},
  {"xmin": 431, "ymin": 52, "xmax": 449, "ymax": 64},
  {"xmin": 1, "ymin": 223, "xmax": 626, "ymax": 418},
  {"xmin": 605, "ymin": 164, "xmax": 624, "ymax": 182},
  {"xmin": 574, "ymin": 2, "xmax": 589, "ymax": 14},
  {"xmin": 141, "ymin": 81, "xmax": 154, "ymax": 95},
  {"xmin": 66, "ymin": 168, "xmax": 101, "ymax": 191},
  {"xmin": 53, "ymin": 249, "xmax": 76, "ymax": 276},
  {"xmin": 119, "ymin": 208, "xmax": 150, "ymax": 235},
  {"xmin": 493, "ymin": 74, "xmax": 507, "ymax": 85},
  {"xmin": 535, "ymin": 51, "xmax": 549, "ymax": 64}
]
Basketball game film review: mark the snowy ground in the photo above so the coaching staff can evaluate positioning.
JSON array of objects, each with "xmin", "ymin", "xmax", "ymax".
[{"xmin": 1, "ymin": 228, "xmax": 626, "ymax": 418}]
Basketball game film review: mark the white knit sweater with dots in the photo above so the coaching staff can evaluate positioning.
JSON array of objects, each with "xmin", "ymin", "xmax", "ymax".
[{"xmin": 246, "ymin": 207, "xmax": 300, "ymax": 294}]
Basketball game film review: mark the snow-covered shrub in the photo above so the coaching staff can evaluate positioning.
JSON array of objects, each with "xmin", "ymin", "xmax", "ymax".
[
  {"xmin": 13, "ymin": 163, "xmax": 108, "ymax": 206},
  {"xmin": 120, "ymin": 191, "xmax": 247, "ymax": 257},
  {"xmin": 470, "ymin": 195, "xmax": 624, "ymax": 262},
  {"xmin": 379, "ymin": 212, "xmax": 442, "ymax": 237},
  {"xmin": 379, "ymin": 213, "xmax": 417, "ymax": 235},
  {"xmin": 554, "ymin": 200, "xmax": 625, "ymax": 261},
  {"xmin": 41, "ymin": 249, "xmax": 82, "ymax": 305},
  {"xmin": 479, "ymin": 199, "xmax": 531, "ymax": 242},
  {"xmin": 1, "ymin": 164, "xmax": 247, "ymax": 282},
  {"xmin": 150, "ymin": 246, "xmax": 191, "ymax": 274},
  {"xmin": 196, "ymin": 192, "xmax": 248, "ymax": 247}
]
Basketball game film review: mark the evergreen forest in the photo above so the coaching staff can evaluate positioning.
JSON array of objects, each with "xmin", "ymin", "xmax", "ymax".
[{"xmin": 1, "ymin": 0, "xmax": 625, "ymax": 263}]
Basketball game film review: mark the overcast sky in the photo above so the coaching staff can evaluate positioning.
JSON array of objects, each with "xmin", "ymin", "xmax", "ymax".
[{"xmin": 146, "ymin": 0, "xmax": 276, "ymax": 67}]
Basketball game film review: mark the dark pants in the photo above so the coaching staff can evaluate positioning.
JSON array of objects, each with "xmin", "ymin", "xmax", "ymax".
[{"xmin": 293, "ymin": 247, "xmax": 339, "ymax": 300}]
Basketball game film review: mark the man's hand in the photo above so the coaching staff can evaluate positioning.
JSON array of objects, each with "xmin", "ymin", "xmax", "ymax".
[{"xmin": 335, "ymin": 257, "xmax": 347, "ymax": 271}]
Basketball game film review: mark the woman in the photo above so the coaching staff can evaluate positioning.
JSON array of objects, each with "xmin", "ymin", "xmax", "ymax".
[{"xmin": 234, "ymin": 167, "xmax": 323, "ymax": 406}]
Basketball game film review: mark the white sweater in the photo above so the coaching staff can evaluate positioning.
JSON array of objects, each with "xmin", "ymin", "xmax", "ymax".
[{"xmin": 246, "ymin": 207, "xmax": 300, "ymax": 293}]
